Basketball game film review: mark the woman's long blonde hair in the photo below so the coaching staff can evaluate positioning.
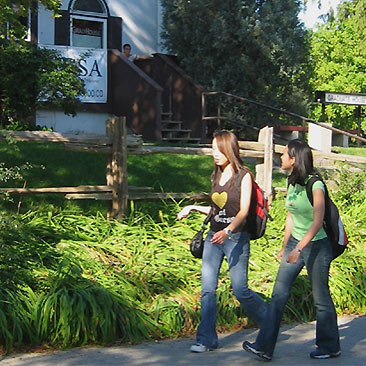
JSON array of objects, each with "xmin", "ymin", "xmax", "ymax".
[{"xmin": 212, "ymin": 130, "xmax": 249, "ymax": 185}]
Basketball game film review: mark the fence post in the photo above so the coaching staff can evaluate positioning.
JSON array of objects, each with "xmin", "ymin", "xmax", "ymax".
[
  {"xmin": 106, "ymin": 118, "xmax": 113, "ymax": 218},
  {"xmin": 106, "ymin": 116, "xmax": 128, "ymax": 220},
  {"xmin": 255, "ymin": 126, "xmax": 273, "ymax": 202}
]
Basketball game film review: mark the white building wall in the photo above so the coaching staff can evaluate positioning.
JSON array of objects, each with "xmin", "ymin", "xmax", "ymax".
[
  {"xmin": 36, "ymin": 110, "xmax": 112, "ymax": 135},
  {"xmin": 36, "ymin": 0, "xmax": 165, "ymax": 134},
  {"xmin": 38, "ymin": 5, "xmax": 54, "ymax": 45},
  {"xmin": 38, "ymin": 0, "xmax": 163, "ymax": 56},
  {"xmin": 157, "ymin": 0, "xmax": 164, "ymax": 53},
  {"xmin": 109, "ymin": 0, "xmax": 161, "ymax": 56}
]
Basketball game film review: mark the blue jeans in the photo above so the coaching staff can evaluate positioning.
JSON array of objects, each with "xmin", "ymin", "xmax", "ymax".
[
  {"xmin": 196, "ymin": 230, "xmax": 268, "ymax": 348},
  {"xmin": 255, "ymin": 235, "xmax": 340, "ymax": 357}
]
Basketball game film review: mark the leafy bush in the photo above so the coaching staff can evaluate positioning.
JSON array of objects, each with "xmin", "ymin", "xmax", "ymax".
[
  {"xmin": 0, "ymin": 40, "xmax": 85, "ymax": 127},
  {"xmin": 0, "ymin": 189, "xmax": 364, "ymax": 354},
  {"xmin": 0, "ymin": 1, "xmax": 82, "ymax": 127},
  {"xmin": 330, "ymin": 166, "xmax": 366, "ymax": 205}
]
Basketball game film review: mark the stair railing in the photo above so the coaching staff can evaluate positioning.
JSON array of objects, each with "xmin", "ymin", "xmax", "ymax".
[{"xmin": 201, "ymin": 91, "xmax": 366, "ymax": 144}]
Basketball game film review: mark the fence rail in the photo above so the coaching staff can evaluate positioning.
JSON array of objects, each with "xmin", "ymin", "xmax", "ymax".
[
  {"xmin": 1, "ymin": 117, "xmax": 365, "ymax": 219},
  {"xmin": 0, "ymin": 119, "xmax": 274, "ymax": 218}
]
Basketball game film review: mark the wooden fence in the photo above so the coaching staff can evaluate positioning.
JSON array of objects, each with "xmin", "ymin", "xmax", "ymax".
[
  {"xmin": 0, "ymin": 117, "xmax": 138, "ymax": 220},
  {"xmin": 1, "ymin": 118, "xmax": 366, "ymax": 219}
]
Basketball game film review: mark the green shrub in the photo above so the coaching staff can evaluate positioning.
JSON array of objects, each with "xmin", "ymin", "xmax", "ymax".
[
  {"xmin": 330, "ymin": 166, "xmax": 366, "ymax": 205},
  {"xmin": 0, "ymin": 190, "xmax": 364, "ymax": 354}
]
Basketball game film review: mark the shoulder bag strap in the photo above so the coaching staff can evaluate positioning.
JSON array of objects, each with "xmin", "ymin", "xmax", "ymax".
[{"xmin": 202, "ymin": 208, "xmax": 213, "ymax": 229}]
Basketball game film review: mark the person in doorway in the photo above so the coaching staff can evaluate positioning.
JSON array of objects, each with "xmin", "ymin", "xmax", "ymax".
[
  {"xmin": 177, "ymin": 130, "xmax": 268, "ymax": 353},
  {"xmin": 242, "ymin": 139, "xmax": 340, "ymax": 361},
  {"xmin": 123, "ymin": 43, "xmax": 138, "ymax": 61}
]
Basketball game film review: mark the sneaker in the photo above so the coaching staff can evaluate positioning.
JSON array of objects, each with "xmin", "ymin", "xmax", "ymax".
[
  {"xmin": 190, "ymin": 343, "xmax": 213, "ymax": 353},
  {"xmin": 310, "ymin": 349, "xmax": 341, "ymax": 359},
  {"xmin": 242, "ymin": 341, "xmax": 272, "ymax": 361}
]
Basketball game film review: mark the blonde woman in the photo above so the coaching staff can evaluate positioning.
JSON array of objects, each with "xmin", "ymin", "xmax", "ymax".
[{"xmin": 178, "ymin": 130, "xmax": 268, "ymax": 353}]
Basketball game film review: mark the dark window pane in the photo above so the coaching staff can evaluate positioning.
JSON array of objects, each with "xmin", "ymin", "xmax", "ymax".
[{"xmin": 72, "ymin": 0, "xmax": 105, "ymax": 14}]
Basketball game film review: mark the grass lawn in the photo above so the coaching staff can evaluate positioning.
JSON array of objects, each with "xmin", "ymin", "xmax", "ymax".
[
  {"xmin": 0, "ymin": 141, "xmax": 287, "ymax": 214},
  {"xmin": 332, "ymin": 145, "xmax": 366, "ymax": 156}
]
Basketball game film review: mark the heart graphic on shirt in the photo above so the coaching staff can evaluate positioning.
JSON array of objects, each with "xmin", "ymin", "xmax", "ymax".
[{"xmin": 212, "ymin": 192, "xmax": 227, "ymax": 209}]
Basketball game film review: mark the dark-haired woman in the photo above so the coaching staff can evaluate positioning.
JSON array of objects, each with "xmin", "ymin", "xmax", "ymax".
[
  {"xmin": 177, "ymin": 130, "xmax": 268, "ymax": 353},
  {"xmin": 243, "ymin": 139, "xmax": 340, "ymax": 361}
]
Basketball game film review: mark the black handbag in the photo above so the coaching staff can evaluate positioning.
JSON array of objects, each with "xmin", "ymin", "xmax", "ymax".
[{"xmin": 190, "ymin": 210, "xmax": 213, "ymax": 258}]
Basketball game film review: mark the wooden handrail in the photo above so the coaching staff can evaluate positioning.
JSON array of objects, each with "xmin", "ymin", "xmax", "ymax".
[{"xmin": 202, "ymin": 91, "xmax": 366, "ymax": 144}]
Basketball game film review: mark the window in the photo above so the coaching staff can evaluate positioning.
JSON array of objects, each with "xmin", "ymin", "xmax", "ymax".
[
  {"xmin": 70, "ymin": 0, "xmax": 107, "ymax": 48},
  {"xmin": 72, "ymin": 17, "xmax": 105, "ymax": 48},
  {"xmin": 72, "ymin": 0, "xmax": 106, "ymax": 15}
]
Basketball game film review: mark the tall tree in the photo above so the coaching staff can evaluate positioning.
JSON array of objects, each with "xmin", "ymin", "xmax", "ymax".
[
  {"xmin": 309, "ymin": 0, "xmax": 366, "ymax": 132},
  {"xmin": 160, "ymin": 0, "xmax": 311, "ymax": 126}
]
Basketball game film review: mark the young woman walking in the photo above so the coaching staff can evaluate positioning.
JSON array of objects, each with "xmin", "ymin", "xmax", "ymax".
[
  {"xmin": 242, "ymin": 139, "xmax": 340, "ymax": 361},
  {"xmin": 177, "ymin": 130, "xmax": 268, "ymax": 353}
]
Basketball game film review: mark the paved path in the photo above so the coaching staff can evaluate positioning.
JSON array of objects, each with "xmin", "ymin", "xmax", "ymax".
[{"xmin": 1, "ymin": 315, "xmax": 365, "ymax": 366}]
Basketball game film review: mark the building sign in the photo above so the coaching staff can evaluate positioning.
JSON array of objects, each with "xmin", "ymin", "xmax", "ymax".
[
  {"xmin": 315, "ymin": 91, "xmax": 366, "ymax": 106},
  {"xmin": 68, "ymin": 47, "xmax": 107, "ymax": 103},
  {"xmin": 42, "ymin": 45, "xmax": 107, "ymax": 103}
]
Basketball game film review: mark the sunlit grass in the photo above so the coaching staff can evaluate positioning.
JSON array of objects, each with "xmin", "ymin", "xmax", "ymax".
[{"xmin": 332, "ymin": 146, "xmax": 366, "ymax": 156}]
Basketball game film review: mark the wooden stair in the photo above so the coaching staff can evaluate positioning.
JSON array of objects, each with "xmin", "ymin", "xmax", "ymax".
[{"xmin": 160, "ymin": 110, "xmax": 200, "ymax": 143}]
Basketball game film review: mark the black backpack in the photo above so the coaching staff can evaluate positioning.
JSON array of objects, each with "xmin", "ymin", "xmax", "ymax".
[
  {"xmin": 306, "ymin": 175, "xmax": 348, "ymax": 259},
  {"xmin": 247, "ymin": 175, "xmax": 273, "ymax": 240}
]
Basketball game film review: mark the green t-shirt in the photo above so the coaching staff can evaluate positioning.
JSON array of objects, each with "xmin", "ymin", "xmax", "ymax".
[{"xmin": 285, "ymin": 177, "xmax": 327, "ymax": 241}]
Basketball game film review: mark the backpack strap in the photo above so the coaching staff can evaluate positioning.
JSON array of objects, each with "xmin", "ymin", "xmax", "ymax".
[{"xmin": 305, "ymin": 175, "xmax": 329, "ymax": 206}]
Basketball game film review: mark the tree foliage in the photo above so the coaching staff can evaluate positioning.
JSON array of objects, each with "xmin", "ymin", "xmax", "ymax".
[
  {"xmin": 0, "ymin": 0, "xmax": 61, "ymax": 40},
  {"xmin": 0, "ymin": 1, "xmax": 85, "ymax": 127},
  {"xmin": 309, "ymin": 0, "xmax": 366, "ymax": 132},
  {"xmin": 0, "ymin": 40, "xmax": 85, "ymax": 126},
  {"xmin": 160, "ymin": 0, "xmax": 312, "ymax": 126}
]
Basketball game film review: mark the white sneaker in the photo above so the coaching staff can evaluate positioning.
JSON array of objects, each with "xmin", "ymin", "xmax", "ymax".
[{"xmin": 190, "ymin": 343, "xmax": 209, "ymax": 353}]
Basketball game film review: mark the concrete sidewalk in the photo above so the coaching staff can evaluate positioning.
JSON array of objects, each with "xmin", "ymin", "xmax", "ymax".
[{"xmin": 1, "ymin": 315, "xmax": 365, "ymax": 366}]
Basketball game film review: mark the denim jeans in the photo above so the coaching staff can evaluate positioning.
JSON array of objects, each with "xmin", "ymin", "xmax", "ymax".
[
  {"xmin": 196, "ymin": 230, "xmax": 268, "ymax": 348},
  {"xmin": 255, "ymin": 235, "xmax": 340, "ymax": 357}
]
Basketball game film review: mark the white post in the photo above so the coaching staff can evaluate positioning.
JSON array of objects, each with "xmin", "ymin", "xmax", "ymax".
[
  {"xmin": 308, "ymin": 123, "xmax": 332, "ymax": 153},
  {"xmin": 256, "ymin": 126, "xmax": 273, "ymax": 202}
]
